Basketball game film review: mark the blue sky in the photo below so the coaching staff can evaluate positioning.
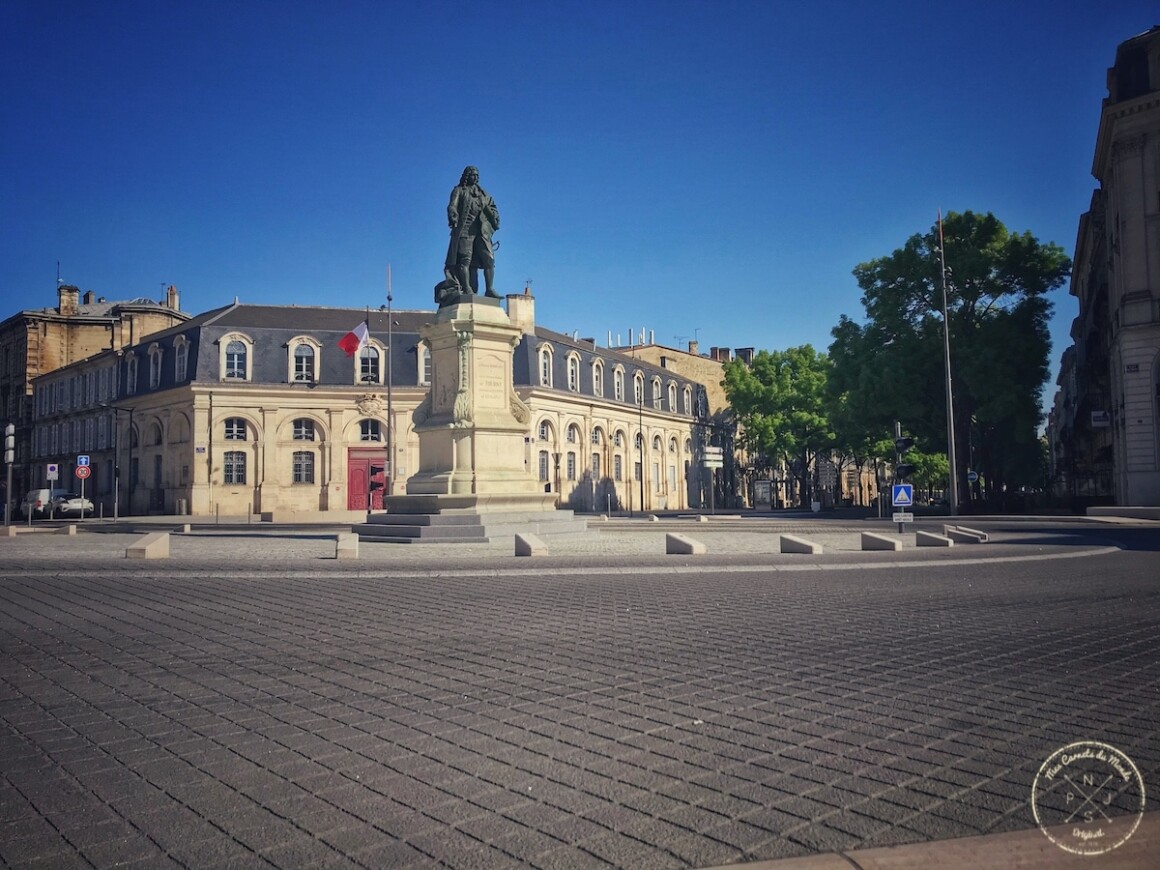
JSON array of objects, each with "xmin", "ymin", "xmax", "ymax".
[{"xmin": 3, "ymin": 1, "xmax": 1155, "ymax": 410}]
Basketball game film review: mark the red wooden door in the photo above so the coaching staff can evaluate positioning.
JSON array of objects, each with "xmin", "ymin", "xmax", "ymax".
[{"xmin": 347, "ymin": 451, "xmax": 388, "ymax": 510}]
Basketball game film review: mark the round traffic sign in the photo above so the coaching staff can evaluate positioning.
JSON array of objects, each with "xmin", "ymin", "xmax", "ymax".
[
  {"xmin": 75, "ymin": 466, "xmax": 91, "ymax": 479},
  {"xmin": 967, "ymin": 470, "xmax": 979, "ymax": 483}
]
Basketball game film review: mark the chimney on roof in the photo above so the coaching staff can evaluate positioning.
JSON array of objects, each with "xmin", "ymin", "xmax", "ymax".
[
  {"xmin": 505, "ymin": 288, "xmax": 535, "ymax": 335},
  {"xmin": 737, "ymin": 347, "xmax": 755, "ymax": 365},
  {"xmin": 58, "ymin": 284, "xmax": 79, "ymax": 316},
  {"xmin": 83, "ymin": 290, "xmax": 95, "ymax": 305},
  {"xmin": 688, "ymin": 339, "xmax": 699, "ymax": 356},
  {"xmin": 165, "ymin": 284, "xmax": 180, "ymax": 311}
]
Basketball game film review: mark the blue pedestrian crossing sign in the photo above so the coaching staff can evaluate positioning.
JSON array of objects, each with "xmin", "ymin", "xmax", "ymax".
[{"xmin": 892, "ymin": 484, "xmax": 913, "ymax": 507}]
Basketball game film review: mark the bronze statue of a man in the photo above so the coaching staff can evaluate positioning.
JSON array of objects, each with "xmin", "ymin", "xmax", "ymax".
[{"xmin": 440, "ymin": 165, "xmax": 500, "ymax": 302}]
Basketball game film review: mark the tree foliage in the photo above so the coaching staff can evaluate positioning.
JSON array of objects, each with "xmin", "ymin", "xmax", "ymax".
[
  {"xmin": 721, "ymin": 346, "xmax": 832, "ymax": 506},
  {"xmin": 828, "ymin": 211, "xmax": 1070, "ymax": 507}
]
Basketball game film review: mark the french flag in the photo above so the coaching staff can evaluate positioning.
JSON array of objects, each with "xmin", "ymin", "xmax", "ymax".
[{"xmin": 338, "ymin": 321, "xmax": 369, "ymax": 357}]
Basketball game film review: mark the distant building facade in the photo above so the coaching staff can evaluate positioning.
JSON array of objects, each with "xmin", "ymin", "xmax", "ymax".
[
  {"xmin": 0, "ymin": 283, "xmax": 187, "ymax": 510},
  {"xmin": 29, "ymin": 293, "xmax": 709, "ymax": 518},
  {"xmin": 1051, "ymin": 26, "xmax": 1160, "ymax": 506}
]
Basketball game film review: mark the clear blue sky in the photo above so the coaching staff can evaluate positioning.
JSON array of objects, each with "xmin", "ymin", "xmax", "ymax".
[{"xmin": 3, "ymin": 1, "xmax": 1155, "ymax": 405}]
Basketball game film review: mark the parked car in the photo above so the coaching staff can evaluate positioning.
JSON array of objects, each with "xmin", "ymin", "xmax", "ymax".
[
  {"xmin": 51, "ymin": 492, "xmax": 95, "ymax": 518},
  {"xmin": 19, "ymin": 488, "xmax": 71, "ymax": 519}
]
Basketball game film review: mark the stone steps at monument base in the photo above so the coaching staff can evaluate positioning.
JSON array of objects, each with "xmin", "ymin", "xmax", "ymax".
[{"xmin": 353, "ymin": 511, "xmax": 591, "ymax": 544}]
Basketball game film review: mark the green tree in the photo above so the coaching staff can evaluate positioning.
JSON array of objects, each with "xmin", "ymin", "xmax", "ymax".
[
  {"xmin": 830, "ymin": 211, "xmax": 1070, "ymax": 508},
  {"xmin": 722, "ymin": 345, "xmax": 833, "ymax": 507}
]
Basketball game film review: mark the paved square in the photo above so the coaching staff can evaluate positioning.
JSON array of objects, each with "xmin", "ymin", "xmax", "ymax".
[{"xmin": 1, "ymin": 539, "xmax": 1157, "ymax": 867}]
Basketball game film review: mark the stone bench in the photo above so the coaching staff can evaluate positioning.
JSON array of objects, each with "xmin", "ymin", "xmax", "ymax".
[
  {"xmin": 861, "ymin": 531, "xmax": 902, "ymax": 551},
  {"xmin": 780, "ymin": 534, "xmax": 822, "ymax": 554},
  {"xmin": 514, "ymin": 533, "xmax": 547, "ymax": 557},
  {"xmin": 666, "ymin": 533, "xmax": 706, "ymax": 555},
  {"xmin": 126, "ymin": 531, "xmax": 170, "ymax": 560},
  {"xmin": 335, "ymin": 533, "xmax": 359, "ymax": 560}
]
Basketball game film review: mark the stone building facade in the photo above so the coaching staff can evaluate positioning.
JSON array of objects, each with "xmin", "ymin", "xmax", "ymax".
[
  {"xmin": 0, "ymin": 283, "xmax": 187, "ymax": 512},
  {"xmin": 1051, "ymin": 26, "xmax": 1160, "ymax": 506},
  {"xmin": 28, "ymin": 293, "xmax": 708, "ymax": 519}
]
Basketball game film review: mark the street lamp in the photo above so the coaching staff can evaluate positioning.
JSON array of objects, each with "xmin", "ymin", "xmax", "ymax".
[
  {"xmin": 99, "ymin": 403, "xmax": 134, "ymax": 521},
  {"xmin": 937, "ymin": 211, "xmax": 960, "ymax": 516},
  {"xmin": 4, "ymin": 423, "xmax": 14, "ymax": 527}
]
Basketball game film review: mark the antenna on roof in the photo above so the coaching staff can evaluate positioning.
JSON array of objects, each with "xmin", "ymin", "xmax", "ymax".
[{"xmin": 56, "ymin": 261, "xmax": 63, "ymax": 286}]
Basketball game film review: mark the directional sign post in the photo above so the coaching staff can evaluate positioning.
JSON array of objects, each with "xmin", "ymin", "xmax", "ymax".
[
  {"xmin": 892, "ymin": 484, "xmax": 914, "ymax": 532},
  {"xmin": 75, "ymin": 466, "xmax": 90, "ymax": 521}
]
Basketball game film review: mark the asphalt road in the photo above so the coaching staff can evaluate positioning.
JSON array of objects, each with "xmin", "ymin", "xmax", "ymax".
[{"xmin": 1, "ymin": 519, "xmax": 1157, "ymax": 868}]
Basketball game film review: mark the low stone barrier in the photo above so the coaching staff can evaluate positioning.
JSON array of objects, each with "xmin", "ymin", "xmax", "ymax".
[
  {"xmin": 916, "ymin": 531, "xmax": 954, "ymax": 547},
  {"xmin": 126, "ymin": 532, "xmax": 170, "ymax": 560},
  {"xmin": 861, "ymin": 531, "xmax": 902, "ymax": 551},
  {"xmin": 666, "ymin": 533, "xmax": 706, "ymax": 555},
  {"xmin": 57, "ymin": 525, "xmax": 77, "ymax": 536},
  {"xmin": 335, "ymin": 533, "xmax": 359, "ymax": 560},
  {"xmin": 944, "ymin": 525, "xmax": 988, "ymax": 543},
  {"xmin": 514, "ymin": 533, "xmax": 547, "ymax": 557},
  {"xmin": 780, "ymin": 534, "xmax": 822, "ymax": 555}
]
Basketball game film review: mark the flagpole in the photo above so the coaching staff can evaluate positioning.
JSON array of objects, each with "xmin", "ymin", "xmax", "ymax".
[
  {"xmin": 938, "ymin": 210, "xmax": 959, "ymax": 517},
  {"xmin": 386, "ymin": 265, "xmax": 394, "ymax": 498}
]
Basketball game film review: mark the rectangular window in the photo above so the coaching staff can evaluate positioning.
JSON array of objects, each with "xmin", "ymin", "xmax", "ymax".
[
  {"xmin": 224, "ymin": 451, "xmax": 246, "ymax": 485},
  {"xmin": 653, "ymin": 462, "xmax": 660, "ymax": 491},
  {"xmin": 614, "ymin": 455, "xmax": 622, "ymax": 481},
  {"xmin": 292, "ymin": 451, "xmax": 315, "ymax": 484},
  {"xmin": 566, "ymin": 452, "xmax": 576, "ymax": 480},
  {"xmin": 293, "ymin": 419, "xmax": 315, "ymax": 441},
  {"xmin": 591, "ymin": 453, "xmax": 601, "ymax": 477},
  {"xmin": 538, "ymin": 451, "xmax": 550, "ymax": 481}
]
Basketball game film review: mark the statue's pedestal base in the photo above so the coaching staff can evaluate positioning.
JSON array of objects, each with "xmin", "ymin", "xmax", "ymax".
[{"xmin": 357, "ymin": 297, "xmax": 582, "ymax": 543}]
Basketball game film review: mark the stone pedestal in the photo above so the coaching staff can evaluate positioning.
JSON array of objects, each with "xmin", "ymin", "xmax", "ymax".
[{"xmin": 381, "ymin": 295, "xmax": 557, "ymax": 519}]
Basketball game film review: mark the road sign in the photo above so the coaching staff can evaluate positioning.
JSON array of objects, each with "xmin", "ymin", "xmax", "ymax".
[
  {"xmin": 46, "ymin": 463, "xmax": 59, "ymax": 481},
  {"xmin": 75, "ymin": 466, "xmax": 91, "ymax": 480},
  {"xmin": 967, "ymin": 470, "xmax": 979, "ymax": 483},
  {"xmin": 77, "ymin": 454, "xmax": 90, "ymax": 467},
  {"xmin": 891, "ymin": 483, "xmax": 913, "ymax": 507},
  {"xmin": 892, "ymin": 512, "xmax": 914, "ymax": 523},
  {"xmin": 702, "ymin": 459, "xmax": 724, "ymax": 469}
]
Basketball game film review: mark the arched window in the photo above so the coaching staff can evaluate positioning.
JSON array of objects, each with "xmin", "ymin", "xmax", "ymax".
[
  {"xmin": 652, "ymin": 377, "xmax": 662, "ymax": 409},
  {"xmin": 668, "ymin": 382, "xmax": 677, "ymax": 412},
  {"xmin": 360, "ymin": 420, "xmax": 382, "ymax": 441},
  {"xmin": 224, "ymin": 418, "xmax": 247, "ymax": 440},
  {"xmin": 148, "ymin": 344, "xmax": 163, "ymax": 389},
  {"xmin": 539, "ymin": 345, "xmax": 554, "ymax": 386},
  {"xmin": 633, "ymin": 373, "xmax": 644, "ymax": 405},
  {"xmin": 567, "ymin": 354, "xmax": 581, "ymax": 392},
  {"xmin": 683, "ymin": 386, "xmax": 692, "ymax": 415},
  {"xmin": 221, "ymin": 333, "xmax": 253, "ymax": 381},
  {"xmin": 591, "ymin": 427, "xmax": 604, "ymax": 446},
  {"xmin": 126, "ymin": 354, "xmax": 138, "ymax": 396},
  {"xmin": 418, "ymin": 344, "xmax": 431, "ymax": 385},
  {"xmin": 653, "ymin": 435, "xmax": 663, "ymax": 452},
  {"xmin": 538, "ymin": 419, "xmax": 552, "ymax": 441},
  {"xmin": 592, "ymin": 361, "xmax": 604, "ymax": 397},
  {"xmin": 614, "ymin": 367, "xmax": 625, "ymax": 402},
  {"xmin": 614, "ymin": 430, "xmax": 624, "ymax": 448},
  {"xmin": 293, "ymin": 344, "xmax": 315, "ymax": 382},
  {"xmin": 567, "ymin": 424, "xmax": 580, "ymax": 444},
  {"xmin": 359, "ymin": 345, "xmax": 381, "ymax": 383},
  {"xmin": 174, "ymin": 338, "xmax": 189, "ymax": 381},
  {"xmin": 225, "ymin": 340, "xmax": 247, "ymax": 379}
]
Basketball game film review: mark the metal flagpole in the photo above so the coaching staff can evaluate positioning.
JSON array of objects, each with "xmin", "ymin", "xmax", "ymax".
[{"xmin": 938, "ymin": 210, "xmax": 960, "ymax": 516}]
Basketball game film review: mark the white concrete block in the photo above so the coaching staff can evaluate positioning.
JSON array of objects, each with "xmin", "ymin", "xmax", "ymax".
[
  {"xmin": 916, "ymin": 531, "xmax": 954, "ymax": 547},
  {"xmin": 861, "ymin": 531, "xmax": 902, "ymax": 551},
  {"xmin": 943, "ymin": 525, "xmax": 987, "ymax": 543},
  {"xmin": 335, "ymin": 532, "xmax": 359, "ymax": 560},
  {"xmin": 780, "ymin": 534, "xmax": 822, "ymax": 554},
  {"xmin": 56, "ymin": 524, "xmax": 77, "ymax": 536},
  {"xmin": 126, "ymin": 532, "xmax": 170, "ymax": 560},
  {"xmin": 666, "ymin": 533, "xmax": 706, "ymax": 555},
  {"xmin": 515, "ymin": 533, "xmax": 547, "ymax": 556}
]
